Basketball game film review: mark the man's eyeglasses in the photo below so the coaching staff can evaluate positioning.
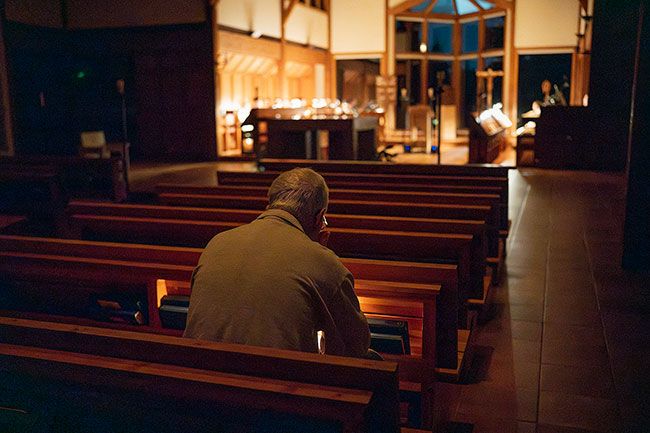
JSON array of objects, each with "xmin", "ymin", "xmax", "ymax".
[{"xmin": 321, "ymin": 215, "xmax": 328, "ymax": 228}]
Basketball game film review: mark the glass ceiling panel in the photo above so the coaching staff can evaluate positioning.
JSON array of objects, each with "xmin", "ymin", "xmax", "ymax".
[
  {"xmin": 456, "ymin": 0, "xmax": 478, "ymax": 15},
  {"xmin": 409, "ymin": 0, "xmax": 431, "ymax": 12},
  {"xmin": 475, "ymin": 0, "xmax": 495, "ymax": 10},
  {"xmin": 431, "ymin": 0, "xmax": 455, "ymax": 14}
]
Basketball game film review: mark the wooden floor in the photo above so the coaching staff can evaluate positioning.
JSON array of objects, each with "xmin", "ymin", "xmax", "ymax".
[{"xmin": 128, "ymin": 163, "xmax": 648, "ymax": 433}]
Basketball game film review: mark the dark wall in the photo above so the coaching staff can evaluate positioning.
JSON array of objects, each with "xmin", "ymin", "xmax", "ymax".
[
  {"xmin": 622, "ymin": 0, "xmax": 650, "ymax": 272},
  {"xmin": 587, "ymin": 0, "xmax": 641, "ymax": 171},
  {"xmin": 5, "ymin": 18, "xmax": 215, "ymax": 161}
]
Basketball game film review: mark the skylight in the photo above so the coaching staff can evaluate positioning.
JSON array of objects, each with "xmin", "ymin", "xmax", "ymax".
[{"xmin": 405, "ymin": 0, "xmax": 498, "ymax": 16}]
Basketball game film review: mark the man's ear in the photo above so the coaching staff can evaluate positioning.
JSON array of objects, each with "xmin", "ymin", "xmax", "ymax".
[{"xmin": 315, "ymin": 208, "xmax": 326, "ymax": 230}]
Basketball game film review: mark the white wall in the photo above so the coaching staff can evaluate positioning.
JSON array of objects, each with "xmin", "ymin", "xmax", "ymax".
[
  {"xmin": 331, "ymin": 0, "xmax": 385, "ymax": 54},
  {"xmin": 515, "ymin": 0, "xmax": 581, "ymax": 48},
  {"xmin": 218, "ymin": 0, "xmax": 282, "ymax": 39},
  {"xmin": 6, "ymin": 0, "xmax": 63, "ymax": 28},
  {"xmin": 285, "ymin": 4, "xmax": 329, "ymax": 49},
  {"xmin": 66, "ymin": 0, "xmax": 206, "ymax": 28}
]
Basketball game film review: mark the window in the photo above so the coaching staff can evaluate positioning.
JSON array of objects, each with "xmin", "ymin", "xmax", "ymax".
[
  {"xmin": 460, "ymin": 58, "xmax": 478, "ymax": 126},
  {"xmin": 396, "ymin": 20, "xmax": 423, "ymax": 53},
  {"xmin": 427, "ymin": 60, "xmax": 452, "ymax": 89},
  {"xmin": 396, "ymin": 59, "xmax": 422, "ymax": 104},
  {"xmin": 482, "ymin": 56, "xmax": 504, "ymax": 106},
  {"xmin": 462, "ymin": 21, "xmax": 478, "ymax": 53},
  {"xmin": 485, "ymin": 16, "xmax": 505, "ymax": 50},
  {"xmin": 427, "ymin": 22, "xmax": 453, "ymax": 53}
]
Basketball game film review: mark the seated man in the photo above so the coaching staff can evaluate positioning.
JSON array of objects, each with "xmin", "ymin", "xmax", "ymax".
[{"xmin": 184, "ymin": 168, "xmax": 370, "ymax": 357}]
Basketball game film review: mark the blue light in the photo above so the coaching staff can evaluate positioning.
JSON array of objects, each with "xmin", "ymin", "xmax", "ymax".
[
  {"xmin": 409, "ymin": 0, "xmax": 431, "ymax": 12},
  {"xmin": 456, "ymin": 0, "xmax": 479, "ymax": 15}
]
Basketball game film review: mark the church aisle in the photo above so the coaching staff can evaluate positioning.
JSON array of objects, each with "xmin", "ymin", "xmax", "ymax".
[{"xmin": 451, "ymin": 169, "xmax": 648, "ymax": 433}]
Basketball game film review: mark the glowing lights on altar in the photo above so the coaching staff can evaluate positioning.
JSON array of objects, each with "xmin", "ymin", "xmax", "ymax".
[
  {"xmin": 514, "ymin": 121, "xmax": 537, "ymax": 137},
  {"xmin": 476, "ymin": 103, "xmax": 512, "ymax": 129}
]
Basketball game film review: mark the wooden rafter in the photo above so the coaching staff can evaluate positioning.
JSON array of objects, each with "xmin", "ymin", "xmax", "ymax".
[
  {"xmin": 481, "ymin": 0, "xmax": 512, "ymax": 9},
  {"xmin": 425, "ymin": 0, "xmax": 439, "ymax": 15},
  {"xmin": 388, "ymin": 0, "xmax": 428, "ymax": 15},
  {"xmin": 282, "ymin": 0, "xmax": 299, "ymax": 24}
]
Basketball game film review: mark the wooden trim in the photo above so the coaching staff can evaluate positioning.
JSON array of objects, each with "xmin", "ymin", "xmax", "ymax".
[
  {"xmin": 388, "ymin": 0, "xmax": 427, "ymax": 15},
  {"xmin": 425, "ymin": 0, "xmax": 437, "ymax": 15},
  {"xmin": 333, "ymin": 51, "xmax": 386, "ymax": 58},
  {"xmin": 452, "ymin": 0, "xmax": 459, "ymax": 16},
  {"xmin": 516, "ymin": 46, "xmax": 576, "ymax": 54}
]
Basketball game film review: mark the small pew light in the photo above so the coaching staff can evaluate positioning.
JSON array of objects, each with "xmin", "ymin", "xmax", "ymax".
[{"xmin": 419, "ymin": 43, "xmax": 427, "ymax": 53}]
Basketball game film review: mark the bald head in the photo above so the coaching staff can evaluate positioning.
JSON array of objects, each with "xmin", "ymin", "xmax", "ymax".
[{"xmin": 267, "ymin": 168, "xmax": 329, "ymax": 239}]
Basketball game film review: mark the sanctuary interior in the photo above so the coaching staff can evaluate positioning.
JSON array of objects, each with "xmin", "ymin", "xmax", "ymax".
[{"xmin": 0, "ymin": 1, "xmax": 649, "ymax": 433}]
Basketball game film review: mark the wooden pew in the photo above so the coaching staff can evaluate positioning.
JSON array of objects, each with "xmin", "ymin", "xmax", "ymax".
[
  {"xmin": 0, "ymin": 242, "xmax": 440, "ymax": 426},
  {"xmin": 156, "ymin": 183, "xmax": 501, "ymax": 208},
  {"xmin": 258, "ymin": 158, "xmax": 511, "ymax": 177},
  {"xmin": 217, "ymin": 170, "xmax": 504, "ymax": 197},
  {"xmin": 66, "ymin": 199, "xmax": 489, "ymax": 284},
  {"xmin": 217, "ymin": 170, "xmax": 509, "ymax": 232},
  {"xmin": 67, "ymin": 213, "xmax": 479, "ymax": 304},
  {"xmin": 157, "ymin": 192, "xmax": 501, "ymax": 257},
  {"xmin": 0, "ymin": 234, "xmax": 463, "ymax": 373},
  {"xmin": 153, "ymin": 184, "xmax": 500, "ymax": 259},
  {"xmin": 0, "ymin": 317, "xmax": 401, "ymax": 433},
  {"xmin": 256, "ymin": 160, "xmax": 511, "ymax": 247},
  {"xmin": 65, "ymin": 213, "xmax": 479, "ymax": 374}
]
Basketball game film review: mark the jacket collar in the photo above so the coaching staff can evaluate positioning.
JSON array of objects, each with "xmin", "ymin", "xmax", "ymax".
[{"xmin": 256, "ymin": 208, "xmax": 306, "ymax": 233}]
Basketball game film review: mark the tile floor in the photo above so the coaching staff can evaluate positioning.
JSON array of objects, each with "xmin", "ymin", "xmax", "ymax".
[{"xmin": 449, "ymin": 169, "xmax": 649, "ymax": 433}]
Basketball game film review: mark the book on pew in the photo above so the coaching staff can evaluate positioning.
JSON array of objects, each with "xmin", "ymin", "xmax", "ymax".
[
  {"xmin": 159, "ymin": 295, "xmax": 190, "ymax": 330},
  {"xmin": 368, "ymin": 318, "xmax": 410, "ymax": 355},
  {"xmin": 91, "ymin": 296, "xmax": 146, "ymax": 325},
  {"xmin": 159, "ymin": 296, "xmax": 410, "ymax": 355}
]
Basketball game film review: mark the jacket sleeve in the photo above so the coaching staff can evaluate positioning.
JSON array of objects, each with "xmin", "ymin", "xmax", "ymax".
[{"xmin": 329, "ymin": 273, "xmax": 371, "ymax": 358}]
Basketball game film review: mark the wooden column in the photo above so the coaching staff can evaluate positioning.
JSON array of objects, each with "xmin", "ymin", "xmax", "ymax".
[
  {"xmin": 420, "ymin": 19, "xmax": 428, "ymax": 104},
  {"xmin": 503, "ymin": 5, "xmax": 515, "ymax": 124},
  {"xmin": 209, "ymin": 0, "xmax": 220, "ymax": 158},
  {"xmin": 326, "ymin": 0, "xmax": 335, "ymax": 98},
  {"xmin": 452, "ymin": 19, "xmax": 461, "ymax": 125},
  {"xmin": 280, "ymin": 1, "xmax": 287, "ymax": 99}
]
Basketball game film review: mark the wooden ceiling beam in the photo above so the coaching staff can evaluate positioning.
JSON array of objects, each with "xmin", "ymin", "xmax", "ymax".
[
  {"xmin": 424, "ymin": 0, "xmax": 439, "ymax": 15},
  {"xmin": 388, "ymin": 0, "xmax": 428, "ymax": 15},
  {"xmin": 452, "ymin": 0, "xmax": 459, "ymax": 16}
]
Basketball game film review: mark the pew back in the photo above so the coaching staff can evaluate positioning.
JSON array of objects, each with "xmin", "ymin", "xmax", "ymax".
[{"xmin": 0, "ymin": 317, "xmax": 400, "ymax": 433}]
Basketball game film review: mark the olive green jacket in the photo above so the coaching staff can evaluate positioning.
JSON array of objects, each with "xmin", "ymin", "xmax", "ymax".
[{"xmin": 183, "ymin": 209, "xmax": 370, "ymax": 357}]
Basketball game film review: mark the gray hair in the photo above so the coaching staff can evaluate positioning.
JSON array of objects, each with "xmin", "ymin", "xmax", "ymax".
[{"xmin": 267, "ymin": 168, "xmax": 329, "ymax": 227}]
